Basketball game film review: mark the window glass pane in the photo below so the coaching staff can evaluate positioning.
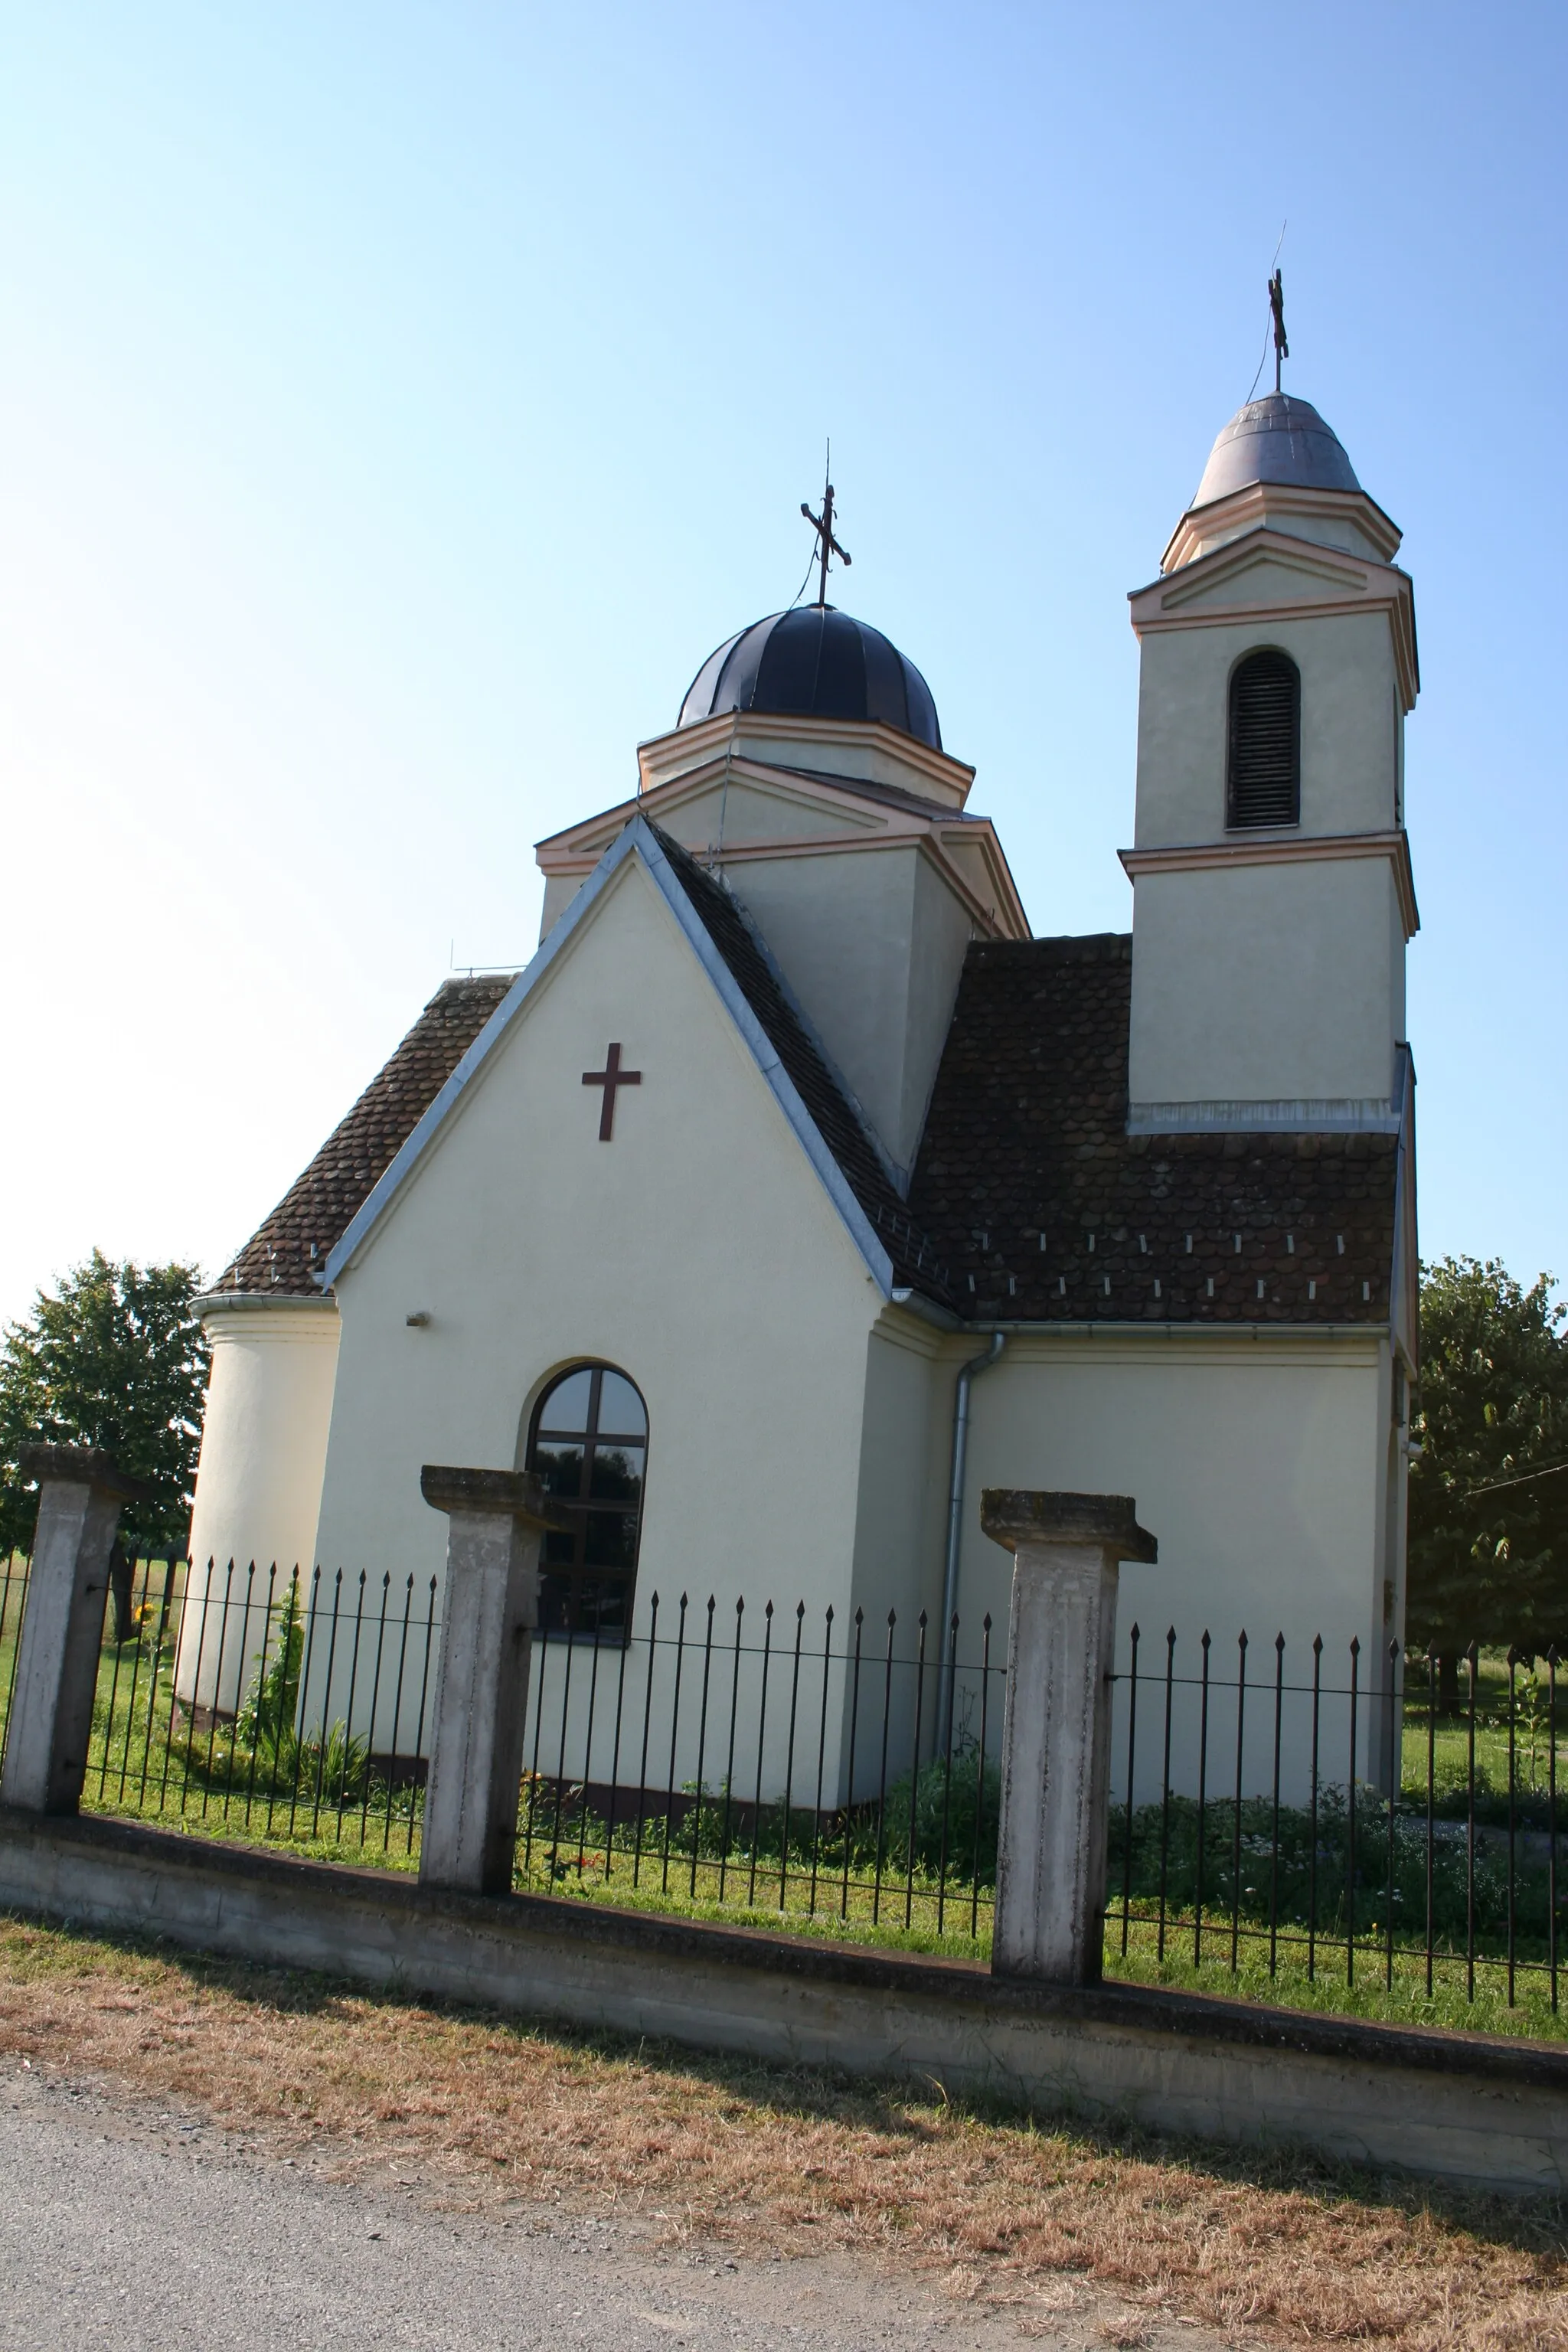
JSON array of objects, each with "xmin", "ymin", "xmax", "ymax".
[
  {"xmin": 536, "ymin": 1367, "xmax": 594, "ymax": 1435},
  {"xmin": 531, "ymin": 1441, "xmax": 586, "ymax": 1500},
  {"xmin": 581, "ymin": 1509, "xmax": 639, "ymax": 1570},
  {"xmin": 585, "ymin": 1583, "xmax": 628, "ymax": 1635},
  {"xmin": 541, "ymin": 1573, "xmax": 629, "ymax": 1636},
  {"xmin": 528, "ymin": 1360, "xmax": 646, "ymax": 1643},
  {"xmin": 539, "ymin": 1573, "xmax": 577, "ymax": 1631},
  {"xmin": 596, "ymin": 1371, "xmax": 646, "ymax": 1439},
  {"xmin": 588, "ymin": 1444, "xmax": 644, "ymax": 1504}
]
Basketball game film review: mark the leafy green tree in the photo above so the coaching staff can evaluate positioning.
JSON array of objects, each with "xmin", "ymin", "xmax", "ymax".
[
  {"xmin": 1407, "ymin": 1256, "xmax": 1568, "ymax": 1678},
  {"xmin": 0, "ymin": 1250, "xmax": 210, "ymax": 1561}
]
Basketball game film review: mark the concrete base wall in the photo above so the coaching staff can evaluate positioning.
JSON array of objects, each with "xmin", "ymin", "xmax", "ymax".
[{"xmin": 2, "ymin": 1809, "xmax": 1565, "ymax": 2198}]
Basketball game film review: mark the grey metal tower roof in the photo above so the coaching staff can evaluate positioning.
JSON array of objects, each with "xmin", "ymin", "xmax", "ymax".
[
  {"xmin": 1192, "ymin": 393, "xmax": 1361, "ymax": 508},
  {"xmin": 678, "ymin": 606, "xmax": 942, "ymax": 750}
]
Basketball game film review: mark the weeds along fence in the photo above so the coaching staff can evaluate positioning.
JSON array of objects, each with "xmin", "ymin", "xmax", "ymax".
[
  {"xmin": 5, "ymin": 1549, "xmax": 1568, "ymax": 2014},
  {"xmin": 1108, "ymin": 1625, "xmax": 1568, "ymax": 2018},
  {"xmin": 0, "ymin": 1553, "xmax": 1006, "ymax": 1946}
]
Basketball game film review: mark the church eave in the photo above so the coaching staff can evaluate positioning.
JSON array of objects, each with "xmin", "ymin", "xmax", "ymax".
[
  {"xmin": 1160, "ymin": 479, "xmax": 1404, "ymax": 576},
  {"xmin": 920, "ymin": 1315, "xmax": 1390, "ymax": 1342},
  {"xmin": 537, "ymin": 760, "xmax": 1029, "ymax": 942},
  {"xmin": 1119, "ymin": 828, "xmax": 1419, "ymax": 944},
  {"xmin": 538, "ymin": 749, "xmax": 965, "ymax": 863},
  {"xmin": 636, "ymin": 709, "xmax": 976, "ymax": 808}
]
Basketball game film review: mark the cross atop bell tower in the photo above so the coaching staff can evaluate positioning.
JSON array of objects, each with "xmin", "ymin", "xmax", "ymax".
[{"xmin": 1268, "ymin": 269, "xmax": 1289, "ymax": 393}]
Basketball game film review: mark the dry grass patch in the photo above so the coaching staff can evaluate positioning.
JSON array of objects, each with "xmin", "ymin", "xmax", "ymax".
[{"xmin": 0, "ymin": 1915, "xmax": 1565, "ymax": 2347}]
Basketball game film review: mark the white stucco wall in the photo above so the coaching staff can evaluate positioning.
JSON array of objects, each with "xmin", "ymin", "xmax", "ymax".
[
  {"xmin": 729, "ymin": 843, "xmax": 974, "ymax": 1184},
  {"xmin": 307, "ymin": 851, "xmax": 887, "ymax": 1790},
  {"xmin": 903, "ymin": 851, "xmax": 980, "ymax": 1152},
  {"xmin": 1134, "ymin": 608, "xmax": 1401, "ymax": 850},
  {"xmin": 944, "ymin": 1328, "xmax": 1394, "ymax": 1802},
  {"xmin": 178, "ymin": 1301, "xmax": 341, "ymax": 1708},
  {"xmin": 1127, "ymin": 856, "xmax": 1405, "ymax": 1109},
  {"xmin": 835, "ymin": 1317, "xmax": 947, "ymax": 1799}
]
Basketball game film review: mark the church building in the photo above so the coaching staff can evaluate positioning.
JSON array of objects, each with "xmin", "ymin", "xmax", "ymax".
[{"xmin": 185, "ymin": 378, "xmax": 1420, "ymax": 1795}]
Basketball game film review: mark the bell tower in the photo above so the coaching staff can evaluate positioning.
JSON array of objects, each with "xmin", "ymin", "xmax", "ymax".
[{"xmin": 1122, "ymin": 390, "xmax": 1418, "ymax": 1132}]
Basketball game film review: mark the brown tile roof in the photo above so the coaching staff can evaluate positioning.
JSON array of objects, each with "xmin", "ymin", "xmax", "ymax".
[
  {"xmin": 217, "ymin": 977, "xmax": 516, "ymax": 1296},
  {"xmin": 907, "ymin": 934, "xmax": 1398, "ymax": 1325},
  {"xmin": 651, "ymin": 826, "xmax": 955, "ymax": 1305}
]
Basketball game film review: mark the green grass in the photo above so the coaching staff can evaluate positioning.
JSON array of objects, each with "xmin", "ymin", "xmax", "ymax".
[
  {"xmin": 1106, "ymin": 1911, "xmax": 1566, "ymax": 2041},
  {"xmin": 1401, "ymin": 1651, "xmax": 1566, "ymax": 1824}
]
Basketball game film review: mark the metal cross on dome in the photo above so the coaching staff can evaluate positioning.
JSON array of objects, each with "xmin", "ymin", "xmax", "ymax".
[
  {"xmin": 800, "ymin": 452, "xmax": 851, "ymax": 607},
  {"xmin": 581, "ymin": 1041, "xmax": 642, "ymax": 1140}
]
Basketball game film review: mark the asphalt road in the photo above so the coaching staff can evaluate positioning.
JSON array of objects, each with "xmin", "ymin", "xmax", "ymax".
[{"xmin": 0, "ymin": 2063, "xmax": 1212, "ymax": 2351}]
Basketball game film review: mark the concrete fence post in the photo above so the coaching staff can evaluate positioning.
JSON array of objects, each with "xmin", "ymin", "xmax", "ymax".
[
  {"xmin": 1, "ymin": 1446, "xmax": 148, "ymax": 1816},
  {"xmin": 982, "ymin": 1489, "xmax": 1158, "ymax": 1984},
  {"xmin": 417, "ymin": 1466, "xmax": 567, "ymax": 1896}
]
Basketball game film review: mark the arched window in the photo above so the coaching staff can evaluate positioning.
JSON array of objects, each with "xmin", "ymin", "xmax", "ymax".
[
  {"xmin": 525, "ymin": 1364, "xmax": 648, "ymax": 1637},
  {"xmin": 1227, "ymin": 648, "xmax": 1300, "ymax": 828}
]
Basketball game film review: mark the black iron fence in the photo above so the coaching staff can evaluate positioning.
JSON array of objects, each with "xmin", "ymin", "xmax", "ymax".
[
  {"xmin": 0, "ymin": 1554, "xmax": 1004, "ymax": 1947},
  {"xmin": 1109, "ymin": 1625, "xmax": 1567, "ymax": 2018},
  {"xmin": 4, "ymin": 1550, "xmax": 1568, "ymax": 2024},
  {"xmin": 0, "ymin": 1553, "xmax": 441, "ymax": 1855},
  {"xmin": 513, "ymin": 1586, "xmax": 1003, "ymax": 1943}
]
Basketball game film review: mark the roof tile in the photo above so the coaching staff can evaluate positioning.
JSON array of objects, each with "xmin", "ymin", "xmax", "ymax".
[{"xmin": 907, "ymin": 935, "xmax": 1397, "ymax": 1325}]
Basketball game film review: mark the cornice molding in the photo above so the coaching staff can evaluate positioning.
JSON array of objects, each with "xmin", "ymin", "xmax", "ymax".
[
  {"xmin": 1129, "ymin": 525, "xmax": 1419, "ymax": 710},
  {"xmin": 538, "ymin": 822, "xmax": 1027, "ymax": 941},
  {"xmin": 635, "ymin": 709, "xmax": 976, "ymax": 807},
  {"xmin": 536, "ymin": 753, "xmax": 1031, "ymax": 940},
  {"xmin": 537, "ymin": 758, "xmax": 881, "ymax": 864},
  {"xmin": 1119, "ymin": 827, "xmax": 1419, "ymax": 941},
  {"xmin": 194, "ymin": 1292, "xmax": 340, "ymax": 1328},
  {"xmin": 1161, "ymin": 480, "xmax": 1403, "ymax": 574},
  {"xmin": 1125, "ymin": 1096, "xmax": 1402, "ymax": 1136}
]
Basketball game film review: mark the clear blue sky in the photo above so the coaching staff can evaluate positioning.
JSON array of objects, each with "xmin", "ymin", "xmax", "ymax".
[{"xmin": 2, "ymin": 3, "xmax": 1563, "ymax": 1326}]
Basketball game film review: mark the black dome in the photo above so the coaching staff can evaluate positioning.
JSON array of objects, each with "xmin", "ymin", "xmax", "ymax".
[{"xmin": 678, "ymin": 606, "xmax": 941, "ymax": 750}]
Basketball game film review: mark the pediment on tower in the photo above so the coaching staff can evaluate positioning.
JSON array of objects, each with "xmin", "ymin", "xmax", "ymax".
[
  {"xmin": 534, "ymin": 737, "xmax": 1029, "ymax": 945},
  {"xmin": 1129, "ymin": 526, "xmax": 1419, "ymax": 707}
]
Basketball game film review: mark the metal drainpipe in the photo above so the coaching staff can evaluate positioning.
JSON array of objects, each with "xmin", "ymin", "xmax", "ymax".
[{"xmin": 938, "ymin": 1328, "xmax": 1006, "ymax": 1753}]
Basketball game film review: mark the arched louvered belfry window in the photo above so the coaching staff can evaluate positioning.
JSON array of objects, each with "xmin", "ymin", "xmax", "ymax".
[
  {"xmin": 1227, "ymin": 648, "xmax": 1301, "ymax": 828},
  {"xmin": 525, "ymin": 1363, "xmax": 648, "ymax": 1638}
]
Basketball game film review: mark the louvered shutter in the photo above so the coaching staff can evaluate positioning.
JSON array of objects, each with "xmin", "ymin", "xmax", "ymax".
[{"xmin": 1227, "ymin": 649, "xmax": 1300, "ymax": 828}]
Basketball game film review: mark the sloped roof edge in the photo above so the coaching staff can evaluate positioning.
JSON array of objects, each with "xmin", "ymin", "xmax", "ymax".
[{"xmin": 322, "ymin": 815, "xmax": 898, "ymax": 1298}]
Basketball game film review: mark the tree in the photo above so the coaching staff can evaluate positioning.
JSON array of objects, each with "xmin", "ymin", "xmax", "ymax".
[
  {"xmin": 1407, "ymin": 1256, "xmax": 1568, "ymax": 1676},
  {"xmin": 0, "ymin": 1250, "xmax": 210, "ymax": 1563}
]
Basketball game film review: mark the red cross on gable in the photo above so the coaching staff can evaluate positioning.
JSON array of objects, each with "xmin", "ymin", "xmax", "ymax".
[{"xmin": 581, "ymin": 1041, "xmax": 642, "ymax": 1140}]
